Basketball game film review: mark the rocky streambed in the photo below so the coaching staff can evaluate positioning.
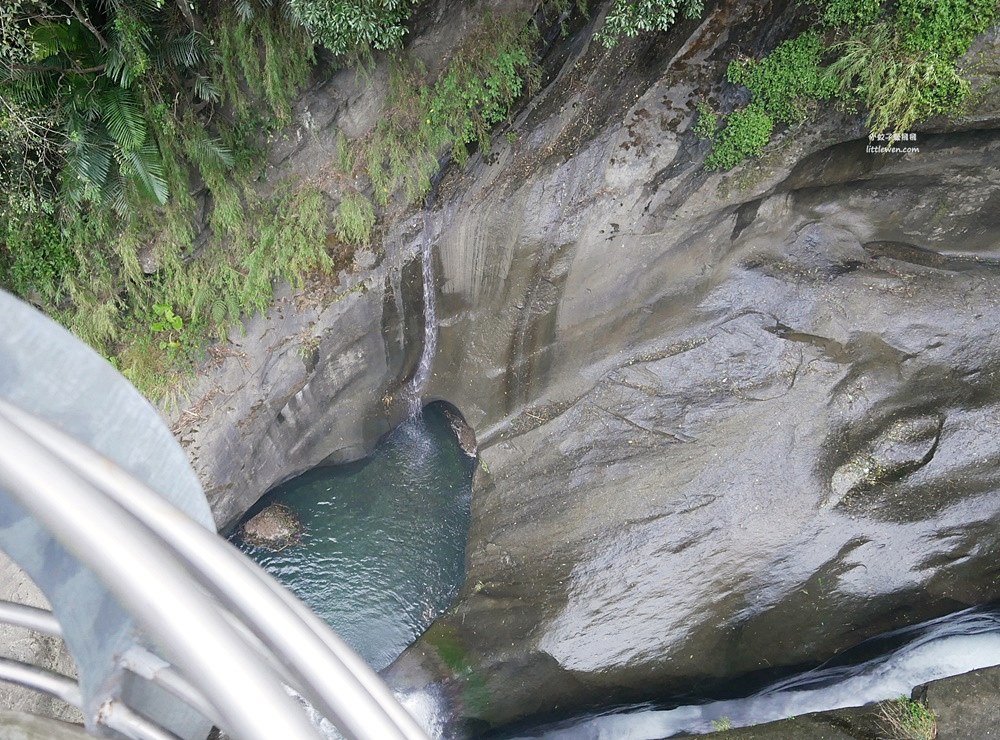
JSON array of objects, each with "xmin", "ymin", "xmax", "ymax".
[{"xmin": 170, "ymin": 0, "xmax": 1000, "ymax": 735}]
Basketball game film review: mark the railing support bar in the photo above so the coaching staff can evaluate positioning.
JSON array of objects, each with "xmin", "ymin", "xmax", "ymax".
[
  {"xmin": 0, "ymin": 407, "xmax": 322, "ymax": 740},
  {"xmin": 0, "ymin": 657, "xmax": 81, "ymax": 707}
]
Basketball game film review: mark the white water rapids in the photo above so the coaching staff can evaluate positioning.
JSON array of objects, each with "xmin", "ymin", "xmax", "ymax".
[{"xmin": 508, "ymin": 605, "xmax": 1000, "ymax": 739}]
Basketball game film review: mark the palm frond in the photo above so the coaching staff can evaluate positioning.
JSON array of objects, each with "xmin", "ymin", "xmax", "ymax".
[
  {"xmin": 155, "ymin": 33, "xmax": 204, "ymax": 70},
  {"xmin": 100, "ymin": 165, "xmax": 130, "ymax": 216},
  {"xmin": 100, "ymin": 86, "xmax": 147, "ymax": 152},
  {"xmin": 103, "ymin": 46, "xmax": 132, "ymax": 87},
  {"xmin": 235, "ymin": 0, "xmax": 258, "ymax": 22},
  {"xmin": 30, "ymin": 22, "xmax": 90, "ymax": 61},
  {"xmin": 122, "ymin": 139, "xmax": 169, "ymax": 205},
  {"xmin": 2, "ymin": 68, "xmax": 61, "ymax": 106},
  {"xmin": 185, "ymin": 125, "xmax": 235, "ymax": 168},
  {"xmin": 192, "ymin": 74, "xmax": 221, "ymax": 102},
  {"xmin": 63, "ymin": 127, "xmax": 113, "ymax": 191}
]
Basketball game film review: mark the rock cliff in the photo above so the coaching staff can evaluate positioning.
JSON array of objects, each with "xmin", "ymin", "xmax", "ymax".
[{"xmin": 172, "ymin": 0, "xmax": 1000, "ymax": 733}]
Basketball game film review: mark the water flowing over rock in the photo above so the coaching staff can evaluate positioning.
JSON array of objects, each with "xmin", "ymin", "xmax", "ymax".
[
  {"xmin": 170, "ymin": 0, "xmax": 1000, "ymax": 733},
  {"xmin": 407, "ymin": 223, "xmax": 440, "ymax": 417}
]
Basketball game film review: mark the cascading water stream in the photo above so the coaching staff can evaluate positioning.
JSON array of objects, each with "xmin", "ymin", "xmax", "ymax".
[
  {"xmin": 407, "ymin": 223, "xmax": 438, "ymax": 417},
  {"xmin": 502, "ymin": 605, "xmax": 1000, "ymax": 739}
]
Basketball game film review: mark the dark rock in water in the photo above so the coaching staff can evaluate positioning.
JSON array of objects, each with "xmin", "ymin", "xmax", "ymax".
[
  {"xmin": 442, "ymin": 407, "xmax": 477, "ymax": 458},
  {"xmin": 241, "ymin": 504, "xmax": 301, "ymax": 550}
]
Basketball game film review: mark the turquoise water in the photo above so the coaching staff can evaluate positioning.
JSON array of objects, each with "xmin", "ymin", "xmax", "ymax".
[{"xmin": 232, "ymin": 405, "xmax": 474, "ymax": 671}]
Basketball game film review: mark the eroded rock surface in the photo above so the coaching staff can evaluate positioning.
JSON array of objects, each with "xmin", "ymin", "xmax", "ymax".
[
  {"xmin": 169, "ymin": 0, "xmax": 1000, "ymax": 732},
  {"xmin": 384, "ymin": 2, "xmax": 1000, "ymax": 732}
]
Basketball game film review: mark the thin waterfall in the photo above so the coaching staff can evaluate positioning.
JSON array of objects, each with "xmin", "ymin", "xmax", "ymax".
[{"xmin": 407, "ymin": 224, "xmax": 438, "ymax": 417}]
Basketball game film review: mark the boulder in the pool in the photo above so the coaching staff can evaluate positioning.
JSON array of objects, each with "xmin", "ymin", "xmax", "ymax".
[{"xmin": 241, "ymin": 504, "xmax": 301, "ymax": 550}]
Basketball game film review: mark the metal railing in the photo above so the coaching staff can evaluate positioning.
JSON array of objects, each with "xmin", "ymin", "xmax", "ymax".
[{"xmin": 0, "ymin": 399, "xmax": 430, "ymax": 740}]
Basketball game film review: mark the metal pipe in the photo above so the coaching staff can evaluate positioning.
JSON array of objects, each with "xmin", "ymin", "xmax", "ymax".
[
  {"xmin": 217, "ymin": 606, "xmax": 302, "ymax": 688},
  {"xmin": 0, "ymin": 409, "xmax": 323, "ymax": 740},
  {"xmin": 0, "ymin": 401, "xmax": 429, "ymax": 740},
  {"xmin": 120, "ymin": 647, "xmax": 223, "ymax": 728},
  {"xmin": 99, "ymin": 700, "xmax": 184, "ymax": 740},
  {"xmin": 0, "ymin": 657, "xmax": 81, "ymax": 707},
  {"xmin": 0, "ymin": 600, "xmax": 62, "ymax": 636}
]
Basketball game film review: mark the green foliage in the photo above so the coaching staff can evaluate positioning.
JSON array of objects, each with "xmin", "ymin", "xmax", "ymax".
[
  {"xmin": 878, "ymin": 697, "xmax": 936, "ymax": 740},
  {"xmin": 285, "ymin": 0, "xmax": 417, "ymax": 57},
  {"xmin": 726, "ymin": 32, "xmax": 837, "ymax": 125},
  {"xmin": 0, "ymin": 2, "xmax": 216, "ymax": 214},
  {"xmin": 0, "ymin": 213, "xmax": 75, "ymax": 301},
  {"xmin": 365, "ymin": 14, "xmax": 540, "ymax": 205},
  {"xmin": 336, "ymin": 191, "xmax": 376, "ymax": 245},
  {"xmin": 0, "ymin": 0, "xmax": 323, "ymax": 400},
  {"xmin": 336, "ymin": 130, "xmax": 356, "ymax": 173},
  {"xmin": 828, "ymin": 23, "xmax": 971, "ymax": 133},
  {"xmin": 150, "ymin": 302, "xmax": 184, "ymax": 350},
  {"xmin": 704, "ymin": 105, "xmax": 774, "ymax": 170},
  {"xmin": 215, "ymin": 5, "xmax": 315, "ymax": 126},
  {"xmin": 817, "ymin": 0, "xmax": 884, "ymax": 29},
  {"xmin": 707, "ymin": 0, "xmax": 999, "ymax": 170},
  {"xmin": 116, "ymin": 183, "xmax": 331, "ymax": 398},
  {"xmin": 597, "ymin": 0, "xmax": 704, "ymax": 47},
  {"xmin": 896, "ymin": 0, "xmax": 998, "ymax": 57},
  {"xmin": 711, "ymin": 716, "xmax": 734, "ymax": 732},
  {"xmin": 428, "ymin": 30, "xmax": 539, "ymax": 162},
  {"xmin": 692, "ymin": 101, "xmax": 718, "ymax": 139}
]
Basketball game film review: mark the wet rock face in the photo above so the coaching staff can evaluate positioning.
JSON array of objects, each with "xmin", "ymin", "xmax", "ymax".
[
  {"xmin": 171, "ymin": 0, "xmax": 1000, "ymax": 732},
  {"xmin": 395, "ymin": 128, "xmax": 1000, "ymax": 725},
  {"xmin": 385, "ymin": 2, "xmax": 1000, "ymax": 732},
  {"xmin": 169, "ymin": 0, "xmax": 533, "ymax": 531}
]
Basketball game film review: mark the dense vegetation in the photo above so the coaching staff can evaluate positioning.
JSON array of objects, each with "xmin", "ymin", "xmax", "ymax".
[
  {"xmin": 0, "ymin": 0, "xmax": 329, "ymax": 397},
  {"xmin": 0, "ymin": 0, "xmax": 548, "ymax": 400},
  {"xmin": 698, "ymin": 0, "xmax": 999, "ymax": 169},
  {"xmin": 1, "ymin": 0, "xmax": 995, "ymax": 400}
]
